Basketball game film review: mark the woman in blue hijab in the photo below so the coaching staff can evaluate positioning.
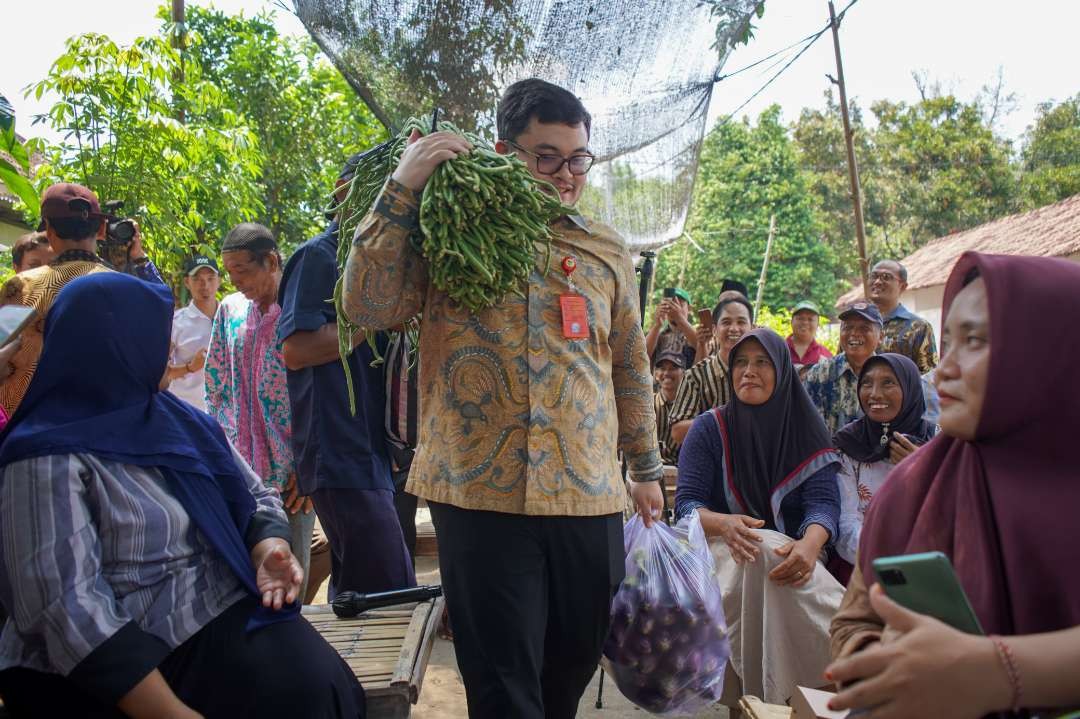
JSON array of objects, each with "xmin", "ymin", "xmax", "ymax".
[{"xmin": 0, "ymin": 273, "xmax": 364, "ymax": 718}]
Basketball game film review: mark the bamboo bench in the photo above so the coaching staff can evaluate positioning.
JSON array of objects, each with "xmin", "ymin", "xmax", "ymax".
[{"xmin": 303, "ymin": 597, "xmax": 445, "ymax": 718}]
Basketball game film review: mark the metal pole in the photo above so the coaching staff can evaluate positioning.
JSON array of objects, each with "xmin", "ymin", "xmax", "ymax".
[
  {"xmin": 638, "ymin": 250, "xmax": 657, "ymax": 328},
  {"xmin": 754, "ymin": 214, "xmax": 776, "ymax": 314},
  {"xmin": 829, "ymin": 1, "xmax": 870, "ymax": 295}
]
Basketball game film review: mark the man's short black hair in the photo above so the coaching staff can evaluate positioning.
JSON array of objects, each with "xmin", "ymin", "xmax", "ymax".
[
  {"xmin": 874, "ymin": 259, "xmax": 908, "ymax": 283},
  {"xmin": 497, "ymin": 79, "xmax": 592, "ymax": 142},
  {"xmin": 46, "ymin": 216, "xmax": 102, "ymax": 242},
  {"xmin": 12, "ymin": 232, "xmax": 50, "ymax": 268}
]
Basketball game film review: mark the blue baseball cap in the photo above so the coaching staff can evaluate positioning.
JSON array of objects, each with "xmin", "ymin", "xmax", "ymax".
[{"xmin": 838, "ymin": 300, "xmax": 883, "ymax": 326}]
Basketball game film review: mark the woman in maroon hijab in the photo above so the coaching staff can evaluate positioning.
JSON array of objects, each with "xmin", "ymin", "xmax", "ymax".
[{"xmin": 827, "ymin": 252, "xmax": 1080, "ymax": 718}]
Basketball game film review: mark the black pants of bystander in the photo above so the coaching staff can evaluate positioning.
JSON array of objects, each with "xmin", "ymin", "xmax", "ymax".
[
  {"xmin": 428, "ymin": 501, "xmax": 624, "ymax": 719},
  {"xmin": 0, "ymin": 597, "xmax": 365, "ymax": 719}
]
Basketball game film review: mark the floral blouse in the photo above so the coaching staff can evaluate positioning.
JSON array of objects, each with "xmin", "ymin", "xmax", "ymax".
[
  {"xmin": 835, "ymin": 454, "xmax": 894, "ymax": 564},
  {"xmin": 204, "ymin": 293, "xmax": 293, "ymax": 491}
]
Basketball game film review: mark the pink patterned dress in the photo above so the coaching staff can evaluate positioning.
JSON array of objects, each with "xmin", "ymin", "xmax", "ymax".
[{"xmin": 204, "ymin": 293, "xmax": 293, "ymax": 491}]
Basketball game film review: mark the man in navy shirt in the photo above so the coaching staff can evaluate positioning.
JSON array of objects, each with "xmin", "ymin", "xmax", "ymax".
[{"xmin": 277, "ymin": 155, "xmax": 416, "ymax": 598}]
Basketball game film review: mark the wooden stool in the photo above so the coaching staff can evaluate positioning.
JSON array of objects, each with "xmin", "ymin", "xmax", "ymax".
[{"xmin": 304, "ymin": 597, "xmax": 445, "ymax": 718}]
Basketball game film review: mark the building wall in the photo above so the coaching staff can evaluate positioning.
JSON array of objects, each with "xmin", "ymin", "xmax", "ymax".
[{"xmin": 901, "ymin": 251, "xmax": 1080, "ymax": 341}]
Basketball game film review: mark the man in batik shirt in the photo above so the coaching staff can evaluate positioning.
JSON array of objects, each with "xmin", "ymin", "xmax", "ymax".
[
  {"xmin": 342, "ymin": 79, "xmax": 662, "ymax": 717},
  {"xmin": 868, "ymin": 259, "xmax": 937, "ymax": 373},
  {"xmin": 803, "ymin": 301, "xmax": 882, "ymax": 434}
]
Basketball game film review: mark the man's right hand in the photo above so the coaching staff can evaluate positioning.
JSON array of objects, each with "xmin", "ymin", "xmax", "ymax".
[{"xmin": 391, "ymin": 130, "xmax": 473, "ymax": 192}]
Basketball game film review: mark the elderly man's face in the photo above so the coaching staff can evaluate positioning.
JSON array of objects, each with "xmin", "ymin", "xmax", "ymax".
[{"xmin": 840, "ymin": 317, "xmax": 880, "ymax": 366}]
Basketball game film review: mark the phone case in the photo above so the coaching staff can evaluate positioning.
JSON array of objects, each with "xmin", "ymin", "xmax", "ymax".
[{"xmin": 872, "ymin": 551, "xmax": 984, "ymax": 635}]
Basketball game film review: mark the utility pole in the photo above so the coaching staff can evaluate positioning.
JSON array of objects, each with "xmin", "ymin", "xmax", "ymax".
[
  {"xmin": 172, "ymin": 0, "xmax": 187, "ymax": 123},
  {"xmin": 828, "ymin": 0, "xmax": 870, "ymax": 294},
  {"xmin": 754, "ymin": 214, "xmax": 777, "ymax": 314}
]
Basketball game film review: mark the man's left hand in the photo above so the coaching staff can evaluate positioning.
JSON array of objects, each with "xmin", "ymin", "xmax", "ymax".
[
  {"xmin": 825, "ymin": 584, "xmax": 1007, "ymax": 718},
  {"xmin": 251, "ymin": 537, "xmax": 304, "ymax": 610},
  {"xmin": 630, "ymin": 480, "xmax": 664, "ymax": 528}
]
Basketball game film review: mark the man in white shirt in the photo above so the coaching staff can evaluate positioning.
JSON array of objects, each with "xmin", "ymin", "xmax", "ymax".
[{"xmin": 166, "ymin": 255, "xmax": 221, "ymax": 411}]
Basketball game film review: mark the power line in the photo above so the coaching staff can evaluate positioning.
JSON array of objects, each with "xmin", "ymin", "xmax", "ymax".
[
  {"xmin": 716, "ymin": 0, "xmax": 862, "ymax": 124},
  {"xmin": 714, "ymin": 27, "xmax": 826, "ymax": 83}
]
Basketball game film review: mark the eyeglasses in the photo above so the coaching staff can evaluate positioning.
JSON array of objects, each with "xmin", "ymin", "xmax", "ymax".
[
  {"xmin": 869, "ymin": 271, "xmax": 898, "ymax": 283},
  {"xmin": 505, "ymin": 140, "xmax": 595, "ymax": 176}
]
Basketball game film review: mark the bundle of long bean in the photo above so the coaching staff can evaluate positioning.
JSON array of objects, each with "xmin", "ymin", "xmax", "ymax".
[
  {"xmin": 419, "ymin": 120, "xmax": 571, "ymax": 312},
  {"xmin": 329, "ymin": 116, "xmax": 571, "ymax": 412},
  {"xmin": 328, "ymin": 117, "xmax": 428, "ymax": 414}
]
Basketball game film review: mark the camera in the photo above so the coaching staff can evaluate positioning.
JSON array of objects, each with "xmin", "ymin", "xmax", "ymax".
[
  {"xmin": 100, "ymin": 200, "xmax": 137, "ymax": 268},
  {"xmin": 877, "ymin": 568, "xmax": 907, "ymax": 586},
  {"xmin": 662, "ymin": 287, "xmax": 677, "ymax": 299}
]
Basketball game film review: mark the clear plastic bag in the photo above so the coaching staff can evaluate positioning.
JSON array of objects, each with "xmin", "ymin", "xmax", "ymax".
[{"xmin": 603, "ymin": 512, "xmax": 730, "ymax": 715}]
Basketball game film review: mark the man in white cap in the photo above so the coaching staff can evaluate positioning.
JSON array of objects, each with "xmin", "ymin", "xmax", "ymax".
[{"xmin": 164, "ymin": 255, "xmax": 221, "ymax": 411}]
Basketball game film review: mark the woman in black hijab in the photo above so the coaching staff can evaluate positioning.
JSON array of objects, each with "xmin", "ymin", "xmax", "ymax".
[
  {"xmin": 832, "ymin": 353, "xmax": 936, "ymax": 573},
  {"xmin": 674, "ymin": 328, "xmax": 843, "ymax": 706}
]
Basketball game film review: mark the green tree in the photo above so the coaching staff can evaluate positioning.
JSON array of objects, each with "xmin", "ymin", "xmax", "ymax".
[
  {"xmin": 654, "ymin": 105, "xmax": 837, "ymax": 313},
  {"xmin": 174, "ymin": 6, "xmax": 386, "ymax": 247},
  {"xmin": 1019, "ymin": 93, "xmax": 1080, "ymax": 208},
  {"xmin": 29, "ymin": 32, "xmax": 264, "ymax": 284},
  {"xmin": 868, "ymin": 94, "xmax": 1016, "ymax": 255}
]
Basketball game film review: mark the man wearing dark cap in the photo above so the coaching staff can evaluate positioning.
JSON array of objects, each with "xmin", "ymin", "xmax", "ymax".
[
  {"xmin": 802, "ymin": 301, "xmax": 883, "ymax": 433},
  {"xmin": 276, "ymin": 153, "xmax": 415, "ymax": 599},
  {"xmin": 164, "ymin": 255, "xmax": 221, "ymax": 411},
  {"xmin": 204, "ymin": 223, "xmax": 315, "ymax": 599},
  {"xmin": 653, "ymin": 349, "xmax": 686, "ymax": 466},
  {"xmin": 0, "ymin": 183, "xmax": 163, "ymax": 415}
]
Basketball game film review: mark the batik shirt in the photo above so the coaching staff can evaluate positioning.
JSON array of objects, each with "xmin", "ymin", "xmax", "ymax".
[
  {"xmin": 802, "ymin": 353, "xmax": 861, "ymax": 435},
  {"xmin": 205, "ymin": 293, "xmax": 294, "ymax": 491},
  {"xmin": 654, "ymin": 392, "xmax": 680, "ymax": 465},
  {"xmin": 0, "ymin": 251, "xmax": 165, "ymax": 415},
  {"xmin": 342, "ymin": 179, "xmax": 662, "ymax": 517},
  {"xmin": 879, "ymin": 303, "xmax": 937, "ymax": 374},
  {"xmin": 667, "ymin": 353, "xmax": 731, "ymax": 426}
]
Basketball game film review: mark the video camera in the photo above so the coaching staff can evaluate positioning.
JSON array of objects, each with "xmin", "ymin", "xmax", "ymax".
[{"xmin": 100, "ymin": 200, "xmax": 137, "ymax": 268}]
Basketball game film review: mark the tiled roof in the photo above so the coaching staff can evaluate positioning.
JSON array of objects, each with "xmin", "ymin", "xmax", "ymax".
[{"xmin": 837, "ymin": 193, "xmax": 1080, "ymax": 306}]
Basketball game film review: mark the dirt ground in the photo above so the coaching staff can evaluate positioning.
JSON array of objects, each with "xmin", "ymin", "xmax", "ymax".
[{"xmin": 310, "ymin": 530, "xmax": 730, "ymax": 719}]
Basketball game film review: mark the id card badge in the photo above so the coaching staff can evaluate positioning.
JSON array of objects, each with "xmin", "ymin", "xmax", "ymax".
[{"xmin": 560, "ymin": 294, "xmax": 590, "ymax": 339}]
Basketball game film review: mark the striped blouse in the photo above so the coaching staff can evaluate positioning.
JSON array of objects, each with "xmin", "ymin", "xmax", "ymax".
[{"xmin": 0, "ymin": 449, "xmax": 289, "ymax": 701}]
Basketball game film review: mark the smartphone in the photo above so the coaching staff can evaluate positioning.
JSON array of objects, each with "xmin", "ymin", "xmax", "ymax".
[
  {"xmin": 662, "ymin": 287, "xmax": 677, "ymax": 299},
  {"xmin": 0, "ymin": 306, "xmax": 37, "ymax": 348},
  {"xmin": 696, "ymin": 307, "xmax": 713, "ymax": 328},
  {"xmin": 872, "ymin": 551, "xmax": 983, "ymax": 635}
]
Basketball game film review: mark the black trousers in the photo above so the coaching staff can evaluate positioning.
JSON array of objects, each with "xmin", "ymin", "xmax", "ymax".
[
  {"xmin": 428, "ymin": 502, "xmax": 625, "ymax": 719},
  {"xmin": 311, "ymin": 487, "xmax": 416, "ymax": 600},
  {"xmin": 391, "ymin": 468, "xmax": 418, "ymax": 565},
  {"xmin": 0, "ymin": 598, "xmax": 365, "ymax": 719}
]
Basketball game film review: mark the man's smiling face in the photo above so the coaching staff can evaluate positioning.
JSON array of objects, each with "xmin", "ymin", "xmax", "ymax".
[{"xmin": 499, "ymin": 117, "xmax": 591, "ymax": 206}]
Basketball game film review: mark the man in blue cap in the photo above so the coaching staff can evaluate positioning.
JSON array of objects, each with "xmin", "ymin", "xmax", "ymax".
[{"xmin": 803, "ymin": 301, "xmax": 882, "ymax": 433}]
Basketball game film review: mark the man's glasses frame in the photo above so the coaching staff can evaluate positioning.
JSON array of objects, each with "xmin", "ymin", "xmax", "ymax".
[{"xmin": 504, "ymin": 140, "xmax": 596, "ymax": 176}]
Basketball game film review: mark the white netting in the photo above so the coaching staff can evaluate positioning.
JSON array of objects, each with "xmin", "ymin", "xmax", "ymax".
[{"xmin": 292, "ymin": 0, "xmax": 759, "ymax": 250}]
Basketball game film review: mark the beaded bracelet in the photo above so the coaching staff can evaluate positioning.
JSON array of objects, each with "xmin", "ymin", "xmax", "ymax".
[{"xmin": 989, "ymin": 634, "xmax": 1022, "ymax": 714}]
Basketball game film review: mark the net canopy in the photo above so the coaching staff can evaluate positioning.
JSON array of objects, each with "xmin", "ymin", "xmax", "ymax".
[{"xmin": 292, "ymin": 0, "xmax": 760, "ymax": 250}]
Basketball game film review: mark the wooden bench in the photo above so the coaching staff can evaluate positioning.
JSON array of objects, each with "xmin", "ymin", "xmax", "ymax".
[
  {"xmin": 304, "ymin": 597, "xmax": 445, "ymax": 718},
  {"xmin": 415, "ymin": 520, "xmax": 438, "ymax": 557}
]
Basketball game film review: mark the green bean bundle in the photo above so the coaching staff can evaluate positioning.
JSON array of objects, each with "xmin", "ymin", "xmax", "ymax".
[
  {"xmin": 328, "ymin": 116, "xmax": 571, "ymax": 412},
  {"xmin": 419, "ymin": 121, "xmax": 572, "ymax": 312}
]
